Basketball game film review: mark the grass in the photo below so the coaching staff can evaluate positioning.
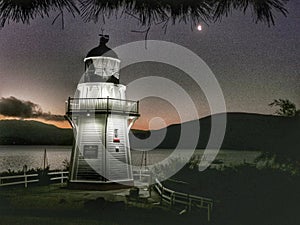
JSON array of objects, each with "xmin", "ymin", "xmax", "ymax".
[
  {"xmin": 1, "ymin": 156, "xmax": 299, "ymax": 225},
  {"xmin": 0, "ymin": 216, "xmax": 110, "ymax": 225},
  {"xmin": 162, "ymin": 161, "xmax": 300, "ymax": 225},
  {"xmin": 0, "ymin": 184, "xmax": 211, "ymax": 225}
]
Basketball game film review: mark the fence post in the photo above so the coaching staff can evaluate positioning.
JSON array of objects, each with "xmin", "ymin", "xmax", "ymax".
[
  {"xmin": 160, "ymin": 187, "xmax": 164, "ymax": 205},
  {"xmin": 24, "ymin": 174, "xmax": 27, "ymax": 188},
  {"xmin": 207, "ymin": 204, "xmax": 211, "ymax": 222},
  {"xmin": 23, "ymin": 165, "xmax": 28, "ymax": 188},
  {"xmin": 61, "ymin": 171, "xmax": 64, "ymax": 184},
  {"xmin": 148, "ymin": 172, "xmax": 152, "ymax": 185},
  {"xmin": 188, "ymin": 195, "xmax": 192, "ymax": 211},
  {"xmin": 170, "ymin": 192, "xmax": 174, "ymax": 208}
]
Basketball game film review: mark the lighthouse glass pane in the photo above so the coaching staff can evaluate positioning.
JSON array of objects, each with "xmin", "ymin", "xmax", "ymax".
[
  {"xmin": 83, "ymin": 57, "xmax": 120, "ymax": 84},
  {"xmin": 92, "ymin": 57, "xmax": 120, "ymax": 78}
]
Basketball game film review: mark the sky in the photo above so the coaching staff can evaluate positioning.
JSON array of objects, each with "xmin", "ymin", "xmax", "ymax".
[{"xmin": 0, "ymin": 1, "xmax": 299, "ymax": 130}]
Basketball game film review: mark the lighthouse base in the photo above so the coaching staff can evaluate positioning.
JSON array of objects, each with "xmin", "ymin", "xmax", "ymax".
[{"xmin": 67, "ymin": 180, "xmax": 134, "ymax": 191}]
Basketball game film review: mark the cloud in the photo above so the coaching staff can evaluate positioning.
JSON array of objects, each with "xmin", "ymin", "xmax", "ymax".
[
  {"xmin": 0, "ymin": 96, "xmax": 65, "ymax": 121},
  {"xmin": 0, "ymin": 96, "xmax": 40, "ymax": 118}
]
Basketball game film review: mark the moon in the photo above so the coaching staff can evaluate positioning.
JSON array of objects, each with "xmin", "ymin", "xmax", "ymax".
[{"xmin": 197, "ymin": 25, "xmax": 202, "ymax": 31}]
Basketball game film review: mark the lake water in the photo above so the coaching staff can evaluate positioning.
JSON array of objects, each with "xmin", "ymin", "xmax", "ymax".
[{"xmin": 0, "ymin": 146, "xmax": 260, "ymax": 173}]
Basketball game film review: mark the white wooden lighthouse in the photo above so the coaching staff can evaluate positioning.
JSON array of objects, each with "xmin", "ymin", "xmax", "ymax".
[{"xmin": 65, "ymin": 35, "xmax": 139, "ymax": 190}]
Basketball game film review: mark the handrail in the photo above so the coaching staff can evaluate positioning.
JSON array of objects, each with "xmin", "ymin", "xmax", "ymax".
[
  {"xmin": 70, "ymin": 97, "xmax": 137, "ymax": 103},
  {"xmin": 154, "ymin": 178, "xmax": 213, "ymax": 222},
  {"xmin": 66, "ymin": 97, "xmax": 139, "ymax": 115}
]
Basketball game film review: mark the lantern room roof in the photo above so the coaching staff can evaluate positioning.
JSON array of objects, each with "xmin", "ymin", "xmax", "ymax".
[{"xmin": 86, "ymin": 35, "xmax": 118, "ymax": 59}]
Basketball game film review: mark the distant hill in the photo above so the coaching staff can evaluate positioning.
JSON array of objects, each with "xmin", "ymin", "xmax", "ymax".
[
  {"xmin": 1, "ymin": 113, "xmax": 299, "ymax": 154},
  {"xmin": 0, "ymin": 120, "xmax": 73, "ymax": 145},
  {"xmin": 131, "ymin": 113, "xmax": 300, "ymax": 153}
]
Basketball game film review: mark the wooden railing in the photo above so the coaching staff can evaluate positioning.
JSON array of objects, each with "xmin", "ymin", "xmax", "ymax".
[
  {"xmin": 0, "ymin": 171, "xmax": 69, "ymax": 188},
  {"xmin": 154, "ymin": 178, "xmax": 213, "ymax": 222},
  {"xmin": 48, "ymin": 171, "xmax": 69, "ymax": 184},
  {"xmin": 0, "ymin": 174, "xmax": 39, "ymax": 188},
  {"xmin": 0, "ymin": 170, "xmax": 151, "ymax": 188},
  {"xmin": 132, "ymin": 169, "xmax": 151, "ymax": 184}
]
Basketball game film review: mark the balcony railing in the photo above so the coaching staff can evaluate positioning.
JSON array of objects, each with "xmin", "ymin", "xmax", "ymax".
[{"xmin": 66, "ymin": 97, "xmax": 139, "ymax": 116}]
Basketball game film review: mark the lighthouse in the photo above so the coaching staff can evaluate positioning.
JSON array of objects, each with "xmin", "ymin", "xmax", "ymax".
[{"xmin": 65, "ymin": 35, "xmax": 139, "ymax": 190}]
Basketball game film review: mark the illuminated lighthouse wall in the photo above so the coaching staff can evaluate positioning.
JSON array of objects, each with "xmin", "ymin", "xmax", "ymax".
[{"xmin": 66, "ymin": 35, "xmax": 139, "ymax": 189}]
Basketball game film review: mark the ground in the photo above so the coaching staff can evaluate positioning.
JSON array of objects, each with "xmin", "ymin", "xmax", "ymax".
[{"xmin": 0, "ymin": 184, "xmax": 210, "ymax": 225}]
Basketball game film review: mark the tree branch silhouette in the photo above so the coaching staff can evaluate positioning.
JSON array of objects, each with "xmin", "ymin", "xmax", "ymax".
[{"xmin": 0, "ymin": 0, "xmax": 289, "ymax": 28}]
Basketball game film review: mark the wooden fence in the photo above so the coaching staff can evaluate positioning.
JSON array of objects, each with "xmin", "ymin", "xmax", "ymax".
[
  {"xmin": 154, "ymin": 178, "xmax": 213, "ymax": 222},
  {"xmin": 0, "ymin": 171, "xmax": 69, "ymax": 188},
  {"xmin": 0, "ymin": 170, "xmax": 150, "ymax": 188}
]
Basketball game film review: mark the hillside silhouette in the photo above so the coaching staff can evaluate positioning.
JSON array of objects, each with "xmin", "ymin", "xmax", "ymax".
[
  {"xmin": 0, "ymin": 120, "xmax": 72, "ymax": 145},
  {"xmin": 0, "ymin": 113, "xmax": 299, "ymax": 156},
  {"xmin": 131, "ymin": 113, "xmax": 300, "ymax": 154}
]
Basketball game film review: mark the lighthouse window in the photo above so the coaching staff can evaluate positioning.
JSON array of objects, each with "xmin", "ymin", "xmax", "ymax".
[
  {"xmin": 113, "ymin": 129, "xmax": 120, "ymax": 142},
  {"xmin": 114, "ymin": 129, "xmax": 118, "ymax": 138}
]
